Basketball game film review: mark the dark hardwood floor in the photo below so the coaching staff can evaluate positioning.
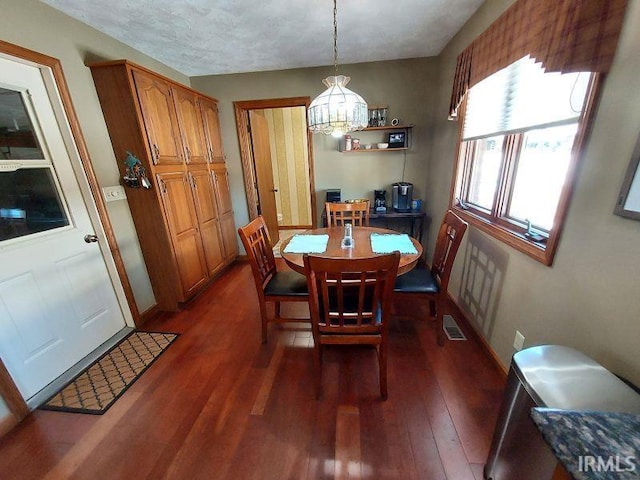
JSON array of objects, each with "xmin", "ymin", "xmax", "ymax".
[{"xmin": 0, "ymin": 260, "xmax": 505, "ymax": 479}]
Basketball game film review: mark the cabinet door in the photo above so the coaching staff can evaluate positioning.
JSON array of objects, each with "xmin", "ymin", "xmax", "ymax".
[
  {"xmin": 173, "ymin": 87, "xmax": 208, "ymax": 164},
  {"xmin": 220, "ymin": 211, "xmax": 239, "ymax": 260},
  {"xmin": 212, "ymin": 165, "xmax": 234, "ymax": 216},
  {"xmin": 133, "ymin": 70, "xmax": 183, "ymax": 165},
  {"xmin": 200, "ymin": 97, "xmax": 225, "ymax": 163},
  {"xmin": 212, "ymin": 167, "xmax": 238, "ymax": 259},
  {"xmin": 189, "ymin": 168, "xmax": 225, "ymax": 276},
  {"xmin": 156, "ymin": 171, "xmax": 208, "ymax": 298}
]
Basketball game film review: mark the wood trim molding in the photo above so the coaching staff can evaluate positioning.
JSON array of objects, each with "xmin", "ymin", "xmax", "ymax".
[
  {"xmin": 0, "ymin": 358, "xmax": 29, "ymax": 426},
  {"xmin": 0, "ymin": 40, "xmax": 141, "ymax": 418},
  {"xmin": 233, "ymin": 103, "xmax": 259, "ymax": 220},
  {"xmin": 233, "ymin": 98, "xmax": 317, "ymax": 227},
  {"xmin": 139, "ymin": 304, "xmax": 161, "ymax": 325},
  {"xmin": 447, "ymin": 293, "xmax": 508, "ymax": 379}
]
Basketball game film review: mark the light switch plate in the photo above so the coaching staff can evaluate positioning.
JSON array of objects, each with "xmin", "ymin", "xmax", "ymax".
[
  {"xmin": 513, "ymin": 330, "xmax": 525, "ymax": 351},
  {"xmin": 102, "ymin": 185, "xmax": 127, "ymax": 203}
]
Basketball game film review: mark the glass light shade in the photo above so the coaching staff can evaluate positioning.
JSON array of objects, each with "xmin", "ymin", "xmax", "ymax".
[{"xmin": 308, "ymin": 75, "xmax": 368, "ymax": 135}]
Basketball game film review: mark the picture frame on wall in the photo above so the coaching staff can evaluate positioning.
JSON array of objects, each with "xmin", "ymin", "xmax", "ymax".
[{"xmin": 614, "ymin": 131, "xmax": 640, "ymax": 220}]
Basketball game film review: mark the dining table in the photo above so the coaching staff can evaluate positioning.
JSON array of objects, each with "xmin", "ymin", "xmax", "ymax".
[{"xmin": 280, "ymin": 226, "xmax": 423, "ymax": 276}]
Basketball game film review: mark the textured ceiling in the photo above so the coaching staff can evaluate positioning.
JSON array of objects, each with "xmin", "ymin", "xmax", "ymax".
[{"xmin": 40, "ymin": 0, "xmax": 484, "ymax": 76}]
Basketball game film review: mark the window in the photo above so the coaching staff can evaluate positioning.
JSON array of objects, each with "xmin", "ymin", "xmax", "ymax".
[
  {"xmin": 452, "ymin": 56, "xmax": 598, "ymax": 265},
  {"xmin": 0, "ymin": 87, "xmax": 70, "ymax": 242}
]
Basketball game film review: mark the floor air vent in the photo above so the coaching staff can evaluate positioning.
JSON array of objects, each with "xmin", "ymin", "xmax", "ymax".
[{"xmin": 443, "ymin": 315, "xmax": 467, "ymax": 341}]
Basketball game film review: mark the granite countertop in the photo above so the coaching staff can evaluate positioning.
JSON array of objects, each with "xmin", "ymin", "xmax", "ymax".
[{"xmin": 531, "ymin": 408, "xmax": 640, "ymax": 480}]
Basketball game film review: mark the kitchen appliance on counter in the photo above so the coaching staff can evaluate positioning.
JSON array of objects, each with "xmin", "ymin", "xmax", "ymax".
[
  {"xmin": 392, "ymin": 182, "xmax": 413, "ymax": 212},
  {"xmin": 326, "ymin": 189, "xmax": 341, "ymax": 203},
  {"xmin": 374, "ymin": 190, "xmax": 387, "ymax": 212},
  {"xmin": 485, "ymin": 345, "xmax": 640, "ymax": 480}
]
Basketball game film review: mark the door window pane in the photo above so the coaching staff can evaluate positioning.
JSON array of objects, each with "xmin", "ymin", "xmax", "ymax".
[
  {"xmin": 0, "ymin": 87, "xmax": 44, "ymax": 160},
  {"xmin": 0, "ymin": 168, "xmax": 69, "ymax": 241},
  {"xmin": 507, "ymin": 124, "xmax": 578, "ymax": 230},
  {"xmin": 467, "ymin": 136, "xmax": 504, "ymax": 210}
]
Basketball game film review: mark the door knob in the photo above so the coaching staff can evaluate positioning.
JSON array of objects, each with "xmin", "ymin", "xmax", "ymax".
[
  {"xmin": 84, "ymin": 234, "xmax": 98, "ymax": 243},
  {"xmin": 270, "ymin": 189, "xmax": 278, "ymax": 192}
]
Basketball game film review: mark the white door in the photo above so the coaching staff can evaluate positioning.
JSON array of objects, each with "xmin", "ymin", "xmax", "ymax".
[{"xmin": 0, "ymin": 56, "xmax": 127, "ymax": 401}]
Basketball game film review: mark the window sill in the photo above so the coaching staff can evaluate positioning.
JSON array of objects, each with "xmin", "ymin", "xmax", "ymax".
[{"xmin": 451, "ymin": 206, "xmax": 554, "ymax": 266}]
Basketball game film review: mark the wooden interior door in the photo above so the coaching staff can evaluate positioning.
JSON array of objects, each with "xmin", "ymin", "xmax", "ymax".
[
  {"xmin": 156, "ymin": 171, "xmax": 208, "ymax": 298},
  {"xmin": 248, "ymin": 110, "xmax": 279, "ymax": 243},
  {"xmin": 132, "ymin": 70, "xmax": 183, "ymax": 165}
]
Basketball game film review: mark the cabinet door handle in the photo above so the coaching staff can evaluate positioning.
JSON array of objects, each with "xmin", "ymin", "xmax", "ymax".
[
  {"xmin": 152, "ymin": 144, "xmax": 160, "ymax": 164},
  {"xmin": 159, "ymin": 179, "xmax": 167, "ymax": 194},
  {"xmin": 208, "ymin": 148, "xmax": 214, "ymax": 162},
  {"xmin": 185, "ymin": 146, "xmax": 191, "ymax": 163}
]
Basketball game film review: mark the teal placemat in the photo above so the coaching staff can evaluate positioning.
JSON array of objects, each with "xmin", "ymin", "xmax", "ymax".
[
  {"xmin": 283, "ymin": 234, "xmax": 329, "ymax": 254},
  {"xmin": 370, "ymin": 233, "xmax": 418, "ymax": 254}
]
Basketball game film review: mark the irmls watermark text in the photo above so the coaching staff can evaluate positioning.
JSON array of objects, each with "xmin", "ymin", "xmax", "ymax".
[{"xmin": 578, "ymin": 455, "xmax": 637, "ymax": 472}]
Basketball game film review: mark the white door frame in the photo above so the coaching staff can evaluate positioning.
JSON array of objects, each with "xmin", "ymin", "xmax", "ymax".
[{"xmin": 0, "ymin": 41, "xmax": 137, "ymax": 428}]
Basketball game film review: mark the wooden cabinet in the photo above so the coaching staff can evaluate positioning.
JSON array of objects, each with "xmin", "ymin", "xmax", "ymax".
[
  {"xmin": 156, "ymin": 171, "xmax": 208, "ymax": 296},
  {"xmin": 132, "ymin": 70, "xmax": 184, "ymax": 165},
  {"xmin": 173, "ymin": 87, "xmax": 209, "ymax": 164},
  {"xmin": 189, "ymin": 167, "xmax": 226, "ymax": 276},
  {"xmin": 212, "ymin": 164, "xmax": 239, "ymax": 258},
  {"xmin": 89, "ymin": 60, "xmax": 237, "ymax": 313},
  {"xmin": 200, "ymin": 97, "xmax": 225, "ymax": 163}
]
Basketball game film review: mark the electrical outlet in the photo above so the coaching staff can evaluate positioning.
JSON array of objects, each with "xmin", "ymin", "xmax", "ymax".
[{"xmin": 513, "ymin": 330, "xmax": 525, "ymax": 351}]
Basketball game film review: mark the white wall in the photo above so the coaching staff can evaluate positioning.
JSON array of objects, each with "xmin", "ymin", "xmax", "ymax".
[{"xmin": 427, "ymin": 0, "xmax": 640, "ymax": 386}]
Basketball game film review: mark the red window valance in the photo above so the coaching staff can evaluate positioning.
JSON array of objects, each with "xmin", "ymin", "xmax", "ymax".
[{"xmin": 449, "ymin": 0, "xmax": 629, "ymax": 119}]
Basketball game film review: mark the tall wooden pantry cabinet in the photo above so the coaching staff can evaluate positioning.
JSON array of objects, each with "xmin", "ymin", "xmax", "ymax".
[{"xmin": 88, "ymin": 60, "xmax": 238, "ymax": 313}]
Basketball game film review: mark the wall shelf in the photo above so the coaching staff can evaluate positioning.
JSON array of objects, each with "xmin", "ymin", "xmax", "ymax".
[
  {"xmin": 339, "ymin": 124, "xmax": 414, "ymax": 152},
  {"xmin": 342, "ymin": 147, "xmax": 409, "ymax": 153},
  {"xmin": 361, "ymin": 124, "xmax": 414, "ymax": 131}
]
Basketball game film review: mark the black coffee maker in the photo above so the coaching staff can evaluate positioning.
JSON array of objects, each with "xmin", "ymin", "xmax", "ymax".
[{"xmin": 374, "ymin": 190, "xmax": 387, "ymax": 212}]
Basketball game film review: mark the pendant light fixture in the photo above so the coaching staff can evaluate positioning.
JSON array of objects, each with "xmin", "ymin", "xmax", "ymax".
[{"xmin": 308, "ymin": 0, "xmax": 368, "ymax": 136}]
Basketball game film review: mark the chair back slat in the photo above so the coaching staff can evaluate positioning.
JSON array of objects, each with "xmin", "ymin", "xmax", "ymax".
[
  {"xmin": 304, "ymin": 253, "xmax": 399, "ymax": 333},
  {"xmin": 238, "ymin": 216, "xmax": 277, "ymax": 289},
  {"xmin": 430, "ymin": 210, "xmax": 468, "ymax": 292},
  {"xmin": 326, "ymin": 201, "xmax": 370, "ymax": 226}
]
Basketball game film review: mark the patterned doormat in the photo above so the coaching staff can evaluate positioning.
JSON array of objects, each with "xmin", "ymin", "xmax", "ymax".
[{"xmin": 40, "ymin": 331, "xmax": 178, "ymax": 415}]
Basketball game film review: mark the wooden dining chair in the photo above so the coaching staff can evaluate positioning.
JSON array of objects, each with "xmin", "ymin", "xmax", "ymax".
[
  {"xmin": 326, "ymin": 201, "xmax": 370, "ymax": 226},
  {"xmin": 238, "ymin": 216, "xmax": 309, "ymax": 343},
  {"xmin": 393, "ymin": 210, "xmax": 468, "ymax": 346},
  {"xmin": 304, "ymin": 252, "xmax": 400, "ymax": 399}
]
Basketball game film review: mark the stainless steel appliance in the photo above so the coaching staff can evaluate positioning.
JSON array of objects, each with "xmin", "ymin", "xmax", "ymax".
[
  {"xmin": 392, "ymin": 182, "xmax": 413, "ymax": 212},
  {"xmin": 485, "ymin": 345, "xmax": 640, "ymax": 480}
]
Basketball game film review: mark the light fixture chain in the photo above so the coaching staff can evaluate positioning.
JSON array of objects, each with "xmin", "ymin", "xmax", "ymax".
[{"xmin": 333, "ymin": 0, "xmax": 338, "ymax": 75}]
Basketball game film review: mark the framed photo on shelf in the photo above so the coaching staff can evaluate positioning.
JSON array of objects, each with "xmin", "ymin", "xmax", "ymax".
[{"xmin": 388, "ymin": 132, "xmax": 406, "ymax": 148}]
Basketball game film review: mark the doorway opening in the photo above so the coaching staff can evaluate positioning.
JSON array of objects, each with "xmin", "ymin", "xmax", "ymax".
[{"xmin": 234, "ymin": 98, "xmax": 316, "ymax": 247}]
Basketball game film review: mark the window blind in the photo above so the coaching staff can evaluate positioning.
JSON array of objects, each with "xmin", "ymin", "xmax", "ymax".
[
  {"xmin": 448, "ymin": 0, "xmax": 628, "ymax": 119},
  {"xmin": 462, "ymin": 56, "xmax": 591, "ymax": 140}
]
